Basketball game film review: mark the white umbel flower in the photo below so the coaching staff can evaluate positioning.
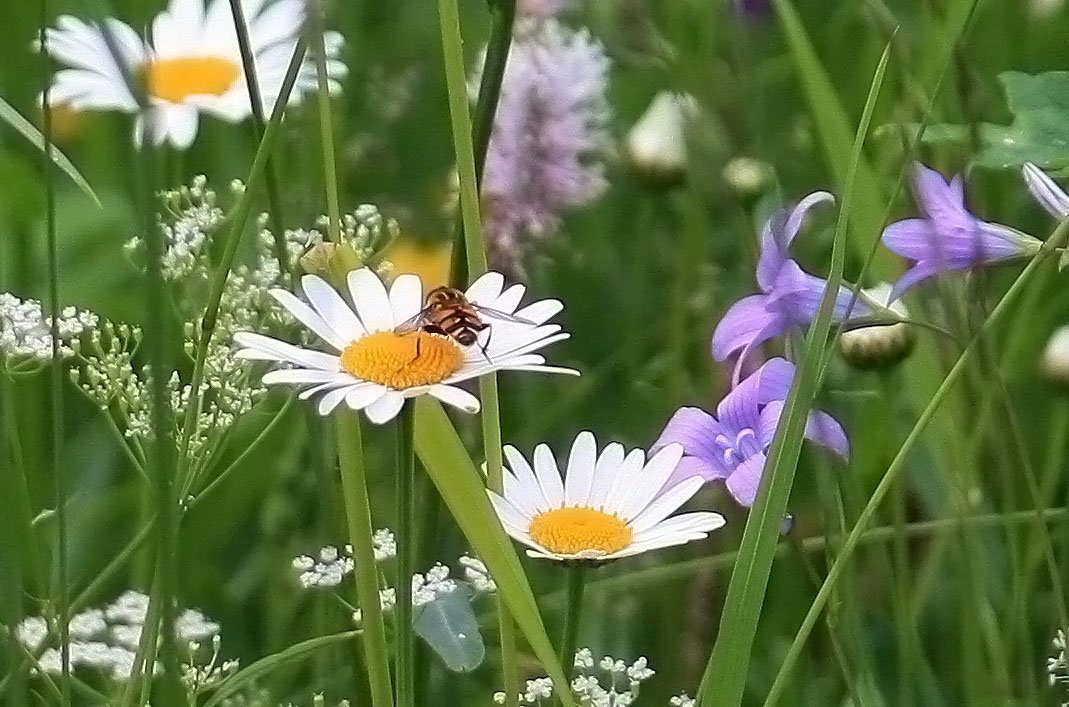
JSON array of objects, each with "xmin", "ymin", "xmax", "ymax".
[
  {"xmin": 625, "ymin": 91, "xmax": 696, "ymax": 187},
  {"xmin": 488, "ymin": 432, "xmax": 725, "ymax": 562},
  {"xmin": 234, "ymin": 268, "xmax": 575, "ymax": 424},
  {"xmin": 40, "ymin": 0, "xmax": 346, "ymax": 149}
]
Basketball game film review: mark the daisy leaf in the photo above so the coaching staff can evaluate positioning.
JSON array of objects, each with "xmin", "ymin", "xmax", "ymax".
[
  {"xmin": 0, "ymin": 96, "xmax": 100, "ymax": 207},
  {"xmin": 413, "ymin": 398, "xmax": 577, "ymax": 707}
]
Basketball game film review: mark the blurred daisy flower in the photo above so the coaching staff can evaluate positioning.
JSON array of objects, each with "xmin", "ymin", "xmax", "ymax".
[
  {"xmin": 488, "ymin": 431, "xmax": 725, "ymax": 562},
  {"xmin": 39, "ymin": 0, "xmax": 346, "ymax": 149},
  {"xmin": 881, "ymin": 163, "xmax": 1041, "ymax": 300},
  {"xmin": 712, "ymin": 191, "xmax": 893, "ymax": 381},
  {"xmin": 655, "ymin": 357, "xmax": 848, "ymax": 507},
  {"xmin": 473, "ymin": 18, "xmax": 611, "ymax": 271},
  {"xmin": 234, "ymin": 268, "xmax": 575, "ymax": 424}
]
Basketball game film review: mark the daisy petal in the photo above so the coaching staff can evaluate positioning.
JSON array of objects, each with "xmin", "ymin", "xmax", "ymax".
[
  {"xmin": 532, "ymin": 444, "xmax": 565, "ymax": 508},
  {"xmin": 563, "ymin": 431, "xmax": 598, "ymax": 506},
  {"xmin": 365, "ymin": 391, "xmax": 405, "ymax": 424},
  {"xmin": 302, "ymin": 274, "xmax": 364, "ymax": 340},
  {"xmin": 427, "ymin": 385, "xmax": 480, "ymax": 414},
  {"xmin": 347, "ymin": 268, "xmax": 394, "ymax": 333}
]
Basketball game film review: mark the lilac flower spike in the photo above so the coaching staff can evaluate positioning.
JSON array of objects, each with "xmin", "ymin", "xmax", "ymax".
[
  {"xmin": 881, "ymin": 163, "xmax": 1041, "ymax": 300},
  {"xmin": 1023, "ymin": 162, "xmax": 1069, "ymax": 220},
  {"xmin": 711, "ymin": 192, "xmax": 877, "ymax": 380},
  {"xmin": 655, "ymin": 357, "xmax": 848, "ymax": 507}
]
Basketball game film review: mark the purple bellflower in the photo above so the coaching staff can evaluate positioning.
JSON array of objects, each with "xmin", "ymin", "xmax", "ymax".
[
  {"xmin": 1023, "ymin": 162, "xmax": 1069, "ymax": 221},
  {"xmin": 881, "ymin": 163, "xmax": 1041, "ymax": 301},
  {"xmin": 711, "ymin": 191, "xmax": 881, "ymax": 382},
  {"xmin": 655, "ymin": 357, "xmax": 848, "ymax": 507},
  {"xmin": 734, "ymin": 0, "xmax": 773, "ymax": 20}
]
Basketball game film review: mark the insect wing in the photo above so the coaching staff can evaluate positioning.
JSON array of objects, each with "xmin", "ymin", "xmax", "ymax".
[
  {"xmin": 471, "ymin": 304, "xmax": 537, "ymax": 326},
  {"xmin": 393, "ymin": 307, "xmax": 431, "ymax": 334}
]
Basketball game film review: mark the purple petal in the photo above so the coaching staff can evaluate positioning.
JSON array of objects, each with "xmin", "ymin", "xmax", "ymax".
[
  {"xmin": 710, "ymin": 293, "xmax": 788, "ymax": 362},
  {"xmin": 666, "ymin": 455, "xmax": 727, "ymax": 489},
  {"xmin": 655, "ymin": 407, "xmax": 730, "ymax": 471},
  {"xmin": 725, "ymin": 452, "xmax": 767, "ymax": 508},
  {"xmin": 888, "ymin": 259, "xmax": 953, "ymax": 301},
  {"xmin": 756, "ymin": 192, "xmax": 835, "ymax": 292},
  {"xmin": 806, "ymin": 410, "xmax": 850, "ymax": 460},
  {"xmin": 881, "ymin": 218, "xmax": 941, "ymax": 260},
  {"xmin": 911, "ymin": 163, "xmax": 973, "ymax": 228},
  {"xmin": 977, "ymin": 221, "xmax": 1040, "ymax": 261},
  {"xmin": 717, "ymin": 357, "xmax": 796, "ymax": 434},
  {"xmin": 768, "ymin": 261, "xmax": 873, "ymax": 325},
  {"xmin": 1023, "ymin": 163, "xmax": 1069, "ymax": 219},
  {"xmin": 756, "ymin": 400, "xmax": 785, "ymax": 448}
]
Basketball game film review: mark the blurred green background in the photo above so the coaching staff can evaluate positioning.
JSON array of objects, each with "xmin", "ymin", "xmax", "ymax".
[{"xmin": 3, "ymin": 0, "xmax": 1069, "ymax": 704}]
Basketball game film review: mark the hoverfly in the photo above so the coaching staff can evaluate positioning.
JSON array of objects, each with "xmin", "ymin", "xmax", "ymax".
[{"xmin": 394, "ymin": 286, "xmax": 535, "ymax": 360}]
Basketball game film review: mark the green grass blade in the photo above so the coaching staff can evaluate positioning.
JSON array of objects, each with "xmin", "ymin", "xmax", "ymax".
[
  {"xmin": 203, "ymin": 630, "xmax": 361, "ymax": 707},
  {"xmin": 413, "ymin": 399, "xmax": 577, "ymax": 707},
  {"xmin": 696, "ymin": 39, "xmax": 893, "ymax": 707},
  {"xmin": 774, "ymin": 0, "xmax": 893, "ymax": 277},
  {"xmin": 0, "ymin": 95, "xmax": 100, "ymax": 207}
]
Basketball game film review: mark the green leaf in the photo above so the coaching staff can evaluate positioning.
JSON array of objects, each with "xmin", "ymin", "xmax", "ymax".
[
  {"xmin": 896, "ymin": 72, "xmax": 1069, "ymax": 169},
  {"xmin": 695, "ymin": 33, "xmax": 893, "ymax": 707},
  {"xmin": 0, "ymin": 96, "xmax": 100, "ymax": 207},
  {"xmin": 413, "ymin": 398, "xmax": 577, "ymax": 707},
  {"xmin": 774, "ymin": 0, "xmax": 895, "ymax": 277}
]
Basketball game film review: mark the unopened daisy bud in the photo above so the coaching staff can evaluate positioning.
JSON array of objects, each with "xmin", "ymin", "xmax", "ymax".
[
  {"xmin": 298, "ymin": 242, "xmax": 366, "ymax": 286},
  {"xmin": 1040, "ymin": 326, "xmax": 1069, "ymax": 388},
  {"xmin": 626, "ymin": 92, "xmax": 696, "ymax": 188},
  {"xmin": 722, "ymin": 156, "xmax": 773, "ymax": 197},
  {"xmin": 838, "ymin": 283, "xmax": 914, "ymax": 371}
]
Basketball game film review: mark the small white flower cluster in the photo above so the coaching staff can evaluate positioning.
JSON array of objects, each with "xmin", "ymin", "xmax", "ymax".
[
  {"xmin": 123, "ymin": 175, "xmax": 228, "ymax": 283},
  {"xmin": 494, "ymin": 677, "xmax": 555, "ymax": 705},
  {"xmin": 495, "ymin": 651, "xmax": 657, "ymax": 706},
  {"xmin": 0, "ymin": 292, "xmax": 98, "ymax": 367},
  {"xmin": 1049, "ymin": 629, "xmax": 1069, "ymax": 705},
  {"xmin": 669, "ymin": 695, "xmax": 696, "ymax": 707},
  {"xmin": 182, "ymin": 634, "xmax": 240, "ymax": 697},
  {"xmin": 16, "ymin": 590, "xmax": 223, "ymax": 683},
  {"xmin": 458, "ymin": 554, "xmax": 496, "ymax": 593},
  {"xmin": 292, "ymin": 544, "xmax": 359, "ymax": 589}
]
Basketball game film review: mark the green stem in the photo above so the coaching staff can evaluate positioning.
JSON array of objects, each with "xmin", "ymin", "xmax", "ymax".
[
  {"xmin": 395, "ymin": 406, "xmax": 415, "ymax": 707},
  {"xmin": 310, "ymin": 0, "xmax": 342, "ymax": 243},
  {"xmin": 0, "ymin": 374, "xmax": 44, "ymax": 600},
  {"xmin": 226, "ymin": 0, "xmax": 290, "ymax": 275},
  {"xmin": 761, "ymin": 218, "xmax": 1069, "ymax": 706},
  {"xmin": 557, "ymin": 565, "xmax": 586, "ymax": 681},
  {"xmin": 335, "ymin": 412, "xmax": 394, "ymax": 707},
  {"xmin": 448, "ymin": 0, "xmax": 516, "ymax": 285},
  {"xmin": 37, "ymin": 7, "xmax": 71, "ymax": 700},
  {"xmin": 173, "ymin": 37, "xmax": 307, "ymax": 496},
  {"xmin": 435, "ymin": 0, "xmax": 521, "ymax": 700}
]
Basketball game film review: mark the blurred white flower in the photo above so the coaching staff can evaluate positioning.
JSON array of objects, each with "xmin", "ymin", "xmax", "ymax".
[
  {"xmin": 626, "ymin": 92, "xmax": 697, "ymax": 187},
  {"xmin": 838, "ymin": 283, "xmax": 914, "ymax": 370},
  {"xmin": 39, "ymin": 0, "xmax": 347, "ymax": 148},
  {"xmin": 0, "ymin": 293, "xmax": 97, "ymax": 366},
  {"xmin": 1041, "ymin": 326, "xmax": 1069, "ymax": 386}
]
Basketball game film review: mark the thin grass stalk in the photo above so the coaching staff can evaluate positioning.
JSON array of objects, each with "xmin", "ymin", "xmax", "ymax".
[
  {"xmin": 695, "ymin": 40, "xmax": 892, "ymax": 707},
  {"xmin": 395, "ymin": 406, "xmax": 416, "ymax": 707},
  {"xmin": 0, "ymin": 380, "xmax": 26, "ymax": 707},
  {"xmin": 761, "ymin": 217, "xmax": 1069, "ymax": 706},
  {"xmin": 175, "ymin": 38, "xmax": 307, "ymax": 495},
  {"xmin": 435, "ymin": 0, "xmax": 520, "ymax": 699},
  {"xmin": 225, "ymin": 0, "xmax": 290, "ymax": 274},
  {"xmin": 336, "ymin": 411, "xmax": 394, "ymax": 707},
  {"xmin": 36, "ymin": 4, "xmax": 71, "ymax": 699},
  {"xmin": 0, "ymin": 375, "xmax": 45, "ymax": 600},
  {"xmin": 448, "ymin": 0, "xmax": 516, "ymax": 286},
  {"xmin": 310, "ymin": 0, "xmax": 342, "ymax": 242}
]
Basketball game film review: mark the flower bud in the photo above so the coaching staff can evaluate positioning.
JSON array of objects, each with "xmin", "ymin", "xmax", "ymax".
[
  {"xmin": 299, "ymin": 242, "xmax": 366, "ymax": 288},
  {"xmin": 1040, "ymin": 326, "xmax": 1069, "ymax": 387},
  {"xmin": 838, "ymin": 283, "xmax": 914, "ymax": 370},
  {"xmin": 625, "ymin": 92, "xmax": 696, "ymax": 188},
  {"xmin": 722, "ymin": 156, "xmax": 773, "ymax": 198}
]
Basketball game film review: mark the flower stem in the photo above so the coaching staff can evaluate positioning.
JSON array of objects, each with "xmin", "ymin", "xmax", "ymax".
[
  {"xmin": 448, "ymin": 0, "xmax": 516, "ymax": 285},
  {"xmin": 226, "ymin": 0, "xmax": 290, "ymax": 276},
  {"xmin": 335, "ymin": 412, "xmax": 394, "ymax": 707},
  {"xmin": 394, "ymin": 405, "xmax": 416, "ymax": 707},
  {"xmin": 435, "ymin": 0, "xmax": 521, "ymax": 701},
  {"xmin": 310, "ymin": 0, "xmax": 342, "ymax": 243},
  {"xmin": 557, "ymin": 565, "xmax": 586, "ymax": 682}
]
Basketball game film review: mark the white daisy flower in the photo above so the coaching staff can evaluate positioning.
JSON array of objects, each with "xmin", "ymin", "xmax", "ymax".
[
  {"xmin": 40, "ymin": 0, "xmax": 347, "ymax": 149},
  {"xmin": 234, "ymin": 267, "xmax": 576, "ymax": 424},
  {"xmin": 488, "ymin": 431, "xmax": 726, "ymax": 562}
]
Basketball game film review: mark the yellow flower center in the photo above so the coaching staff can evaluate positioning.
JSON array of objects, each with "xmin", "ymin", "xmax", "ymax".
[
  {"xmin": 339, "ymin": 331, "xmax": 464, "ymax": 389},
  {"xmin": 145, "ymin": 57, "xmax": 240, "ymax": 104},
  {"xmin": 528, "ymin": 507, "xmax": 633, "ymax": 556}
]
